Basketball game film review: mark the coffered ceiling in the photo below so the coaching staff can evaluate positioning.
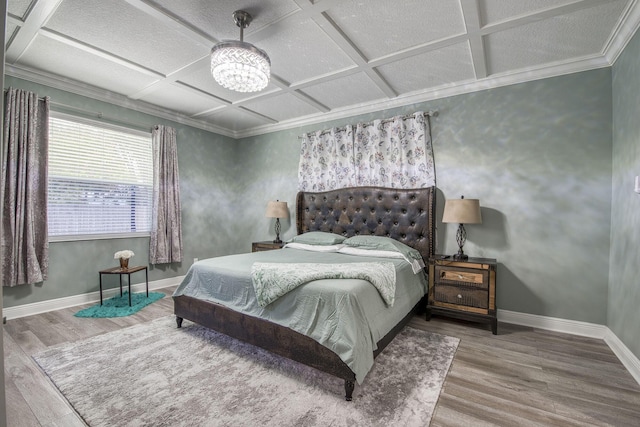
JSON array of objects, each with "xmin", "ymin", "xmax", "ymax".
[{"xmin": 5, "ymin": 0, "xmax": 640, "ymax": 138}]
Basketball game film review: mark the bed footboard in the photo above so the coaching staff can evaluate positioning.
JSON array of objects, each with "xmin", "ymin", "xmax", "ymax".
[
  {"xmin": 174, "ymin": 294, "xmax": 425, "ymax": 401},
  {"xmin": 174, "ymin": 295, "xmax": 357, "ymax": 398}
]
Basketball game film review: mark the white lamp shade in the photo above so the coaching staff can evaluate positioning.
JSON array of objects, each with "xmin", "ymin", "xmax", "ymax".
[
  {"xmin": 265, "ymin": 201, "xmax": 289, "ymax": 218},
  {"xmin": 442, "ymin": 198, "xmax": 482, "ymax": 224}
]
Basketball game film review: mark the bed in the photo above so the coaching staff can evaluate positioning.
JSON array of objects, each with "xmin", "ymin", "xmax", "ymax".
[{"xmin": 173, "ymin": 186, "xmax": 435, "ymax": 400}]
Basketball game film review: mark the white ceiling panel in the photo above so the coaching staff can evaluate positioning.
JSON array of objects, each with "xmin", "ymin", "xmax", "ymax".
[
  {"xmin": 138, "ymin": 82, "xmax": 226, "ymax": 117},
  {"xmin": 485, "ymin": 1, "xmax": 628, "ymax": 75},
  {"xmin": 8, "ymin": 0, "xmax": 32, "ymax": 19},
  {"xmin": 300, "ymin": 72, "xmax": 388, "ymax": 110},
  {"xmin": 151, "ymin": 0, "xmax": 300, "ymax": 40},
  {"xmin": 46, "ymin": 0, "xmax": 209, "ymax": 75},
  {"xmin": 242, "ymin": 92, "xmax": 322, "ymax": 122},
  {"xmin": 325, "ymin": 0, "xmax": 466, "ymax": 60},
  {"xmin": 206, "ymin": 107, "xmax": 274, "ymax": 132},
  {"xmin": 255, "ymin": 17, "xmax": 356, "ymax": 85},
  {"xmin": 377, "ymin": 42, "xmax": 476, "ymax": 95},
  {"xmin": 19, "ymin": 35, "xmax": 159, "ymax": 95},
  {"xmin": 5, "ymin": 22, "xmax": 19, "ymax": 47},
  {"xmin": 4, "ymin": 0, "xmax": 639, "ymax": 138},
  {"xmin": 479, "ymin": 0, "xmax": 581, "ymax": 26}
]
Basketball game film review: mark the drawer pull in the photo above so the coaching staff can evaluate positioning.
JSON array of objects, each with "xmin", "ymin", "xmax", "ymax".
[{"xmin": 457, "ymin": 294, "xmax": 462, "ymax": 299}]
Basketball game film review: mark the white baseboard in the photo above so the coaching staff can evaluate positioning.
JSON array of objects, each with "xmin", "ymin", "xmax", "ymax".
[
  {"xmin": 4, "ymin": 289, "xmax": 639, "ymax": 385},
  {"xmin": 498, "ymin": 309, "xmax": 609, "ymax": 338},
  {"xmin": 2, "ymin": 275, "xmax": 184, "ymax": 321},
  {"xmin": 498, "ymin": 309, "xmax": 640, "ymax": 386},
  {"xmin": 604, "ymin": 329, "xmax": 640, "ymax": 385}
]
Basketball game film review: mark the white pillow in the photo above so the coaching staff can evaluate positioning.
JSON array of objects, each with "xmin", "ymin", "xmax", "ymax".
[
  {"xmin": 338, "ymin": 246, "xmax": 424, "ymax": 274},
  {"xmin": 337, "ymin": 246, "xmax": 404, "ymax": 259},
  {"xmin": 283, "ymin": 242, "xmax": 344, "ymax": 253}
]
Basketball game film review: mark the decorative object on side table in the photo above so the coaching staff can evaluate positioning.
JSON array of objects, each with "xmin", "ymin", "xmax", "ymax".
[
  {"xmin": 114, "ymin": 250, "xmax": 135, "ymax": 269},
  {"xmin": 265, "ymin": 200, "xmax": 289, "ymax": 244},
  {"xmin": 442, "ymin": 196, "xmax": 482, "ymax": 260},
  {"xmin": 427, "ymin": 256, "xmax": 498, "ymax": 334}
]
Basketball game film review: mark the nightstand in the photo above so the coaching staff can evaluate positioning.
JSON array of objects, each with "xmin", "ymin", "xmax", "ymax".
[
  {"xmin": 427, "ymin": 255, "xmax": 497, "ymax": 334},
  {"xmin": 252, "ymin": 241, "xmax": 284, "ymax": 252}
]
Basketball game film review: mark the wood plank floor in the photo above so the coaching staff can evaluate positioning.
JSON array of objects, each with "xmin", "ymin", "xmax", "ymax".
[{"xmin": 3, "ymin": 286, "xmax": 640, "ymax": 426}]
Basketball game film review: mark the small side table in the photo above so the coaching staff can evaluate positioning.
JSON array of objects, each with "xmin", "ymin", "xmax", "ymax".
[
  {"xmin": 99, "ymin": 265, "xmax": 148, "ymax": 306},
  {"xmin": 252, "ymin": 241, "xmax": 284, "ymax": 252}
]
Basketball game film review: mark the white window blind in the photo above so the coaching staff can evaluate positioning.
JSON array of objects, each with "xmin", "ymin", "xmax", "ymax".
[{"xmin": 48, "ymin": 115, "xmax": 153, "ymax": 240}]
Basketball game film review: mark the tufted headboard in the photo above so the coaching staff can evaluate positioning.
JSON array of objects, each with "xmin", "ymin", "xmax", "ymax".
[{"xmin": 296, "ymin": 186, "xmax": 435, "ymax": 262}]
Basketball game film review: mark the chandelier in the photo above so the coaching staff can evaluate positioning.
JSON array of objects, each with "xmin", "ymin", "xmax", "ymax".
[{"xmin": 210, "ymin": 10, "xmax": 271, "ymax": 93}]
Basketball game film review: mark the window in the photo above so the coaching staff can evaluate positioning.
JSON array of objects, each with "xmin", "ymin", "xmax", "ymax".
[{"xmin": 48, "ymin": 114, "xmax": 153, "ymax": 240}]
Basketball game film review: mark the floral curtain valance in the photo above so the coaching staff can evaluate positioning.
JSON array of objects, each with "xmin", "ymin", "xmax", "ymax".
[{"xmin": 298, "ymin": 111, "xmax": 435, "ymax": 192}]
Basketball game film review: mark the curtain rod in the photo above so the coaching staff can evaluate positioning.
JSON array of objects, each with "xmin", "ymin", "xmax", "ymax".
[
  {"xmin": 298, "ymin": 110, "xmax": 437, "ymax": 139},
  {"xmin": 4, "ymin": 88, "xmax": 153, "ymax": 132},
  {"xmin": 3, "ymin": 88, "xmax": 47, "ymax": 102},
  {"xmin": 48, "ymin": 101, "xmax": 152, "ymax": 133}
]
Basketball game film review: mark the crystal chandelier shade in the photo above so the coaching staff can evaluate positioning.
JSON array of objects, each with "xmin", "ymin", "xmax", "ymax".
[
  {"xmin": 211, "ymin": 41, "xmax": 270, "ymax": 92},
  {"xmin": 210, "ymin": 10, "xmax": 271, "ymax": 93}
]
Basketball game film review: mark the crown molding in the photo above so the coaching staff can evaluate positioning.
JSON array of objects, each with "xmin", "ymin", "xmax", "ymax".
[
  {"xmin": 4, "ymin": 64, "xmax": 236, "ymax": 138},
  {"xmin": 604, "ymin": 0, "xmax": 640, "ymax": 65},
  {"xmin": 234, "ymin": 54, "xmax": 611, "ymax": 139},
  {"xmin": 4, "ymin": 52, "xmax": 613, "ymax": 140}
]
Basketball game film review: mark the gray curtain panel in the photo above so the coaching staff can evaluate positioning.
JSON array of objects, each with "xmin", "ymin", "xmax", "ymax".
[
  {"xmin": 2, "ymin": 88, "xmax": 50, "ymax": 287},
  {"xmin": 149, "ymin": 125, "xmax": 183, "ymax": 264}
]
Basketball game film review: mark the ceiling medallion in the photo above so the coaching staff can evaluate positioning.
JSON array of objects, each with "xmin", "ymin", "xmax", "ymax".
[{"xmin": 210, "ymin": 10, "xmax": 271, "ymax": 93}]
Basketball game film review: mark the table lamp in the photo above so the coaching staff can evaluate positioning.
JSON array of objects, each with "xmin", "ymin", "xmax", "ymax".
[
  {"xmin": 265, "ymin": 200, "xmax": 289, "ymax": 243},
  {"xmin": 442, "ymin": 195, "xmax": 482, "ymax": 260}
]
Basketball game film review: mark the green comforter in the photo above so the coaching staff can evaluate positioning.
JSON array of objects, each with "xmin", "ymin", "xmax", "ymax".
[{"xmin": 173, "ymin": 247, "xmax": 427, "ymax": 384}]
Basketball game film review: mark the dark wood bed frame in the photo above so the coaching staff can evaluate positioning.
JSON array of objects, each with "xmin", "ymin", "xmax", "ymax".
[{"xmin": 174, "ymin": 186, "xmax": 435, "ymax": 400}]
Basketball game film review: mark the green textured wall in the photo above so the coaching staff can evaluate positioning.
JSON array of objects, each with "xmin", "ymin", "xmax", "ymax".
[
  {"xmin": 2, "ymin": 68, "xmax": 615, "ymax": 330},
  {"xmin": 238, "ymin": 69, "xmax": 613, "ymax": 325},
  {"xmin": 611, "ymin": 30, "xmax": 640, "ymax": 359},
  {"xmin": 2, "ymin": 76, "xmax": 239, "ymax": 308}
]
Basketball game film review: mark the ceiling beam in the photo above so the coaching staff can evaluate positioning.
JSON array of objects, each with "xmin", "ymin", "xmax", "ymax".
[
  {"xmin": 123, "ymin": 0, "xmax": 216, "ymax": 46},
  {"xmin": 460, "ymin": 0, "xmax": 488, "ymax": 79},
  {"xmin": 5, "ymin": 0, "xmax": 64, "ymax": 63},
  {"xmin": 314, "ymin": 12, "xmax": 397, "ymax": 98}
]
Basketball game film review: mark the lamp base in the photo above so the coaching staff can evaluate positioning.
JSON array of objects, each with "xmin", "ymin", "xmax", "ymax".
[
  {"xmin": 452, "ymin": 245, "xmax": 468, "ymax": 260},
  {"xmin": 273, "ymin": 218, "xmax": 282, "ymax": 244}
]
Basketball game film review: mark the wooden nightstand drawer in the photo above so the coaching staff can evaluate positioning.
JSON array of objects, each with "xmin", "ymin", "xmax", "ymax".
[
  {"xmin": 435, "ymin": 266, "xmax": 488, "ymax": 290},
  {"xmin": 441, "ymin": 270, "xmax": 483, "ymax": 283},
  {"xmin": 434, "ymin": 284, "xmax": 489, "ymax": 309}
]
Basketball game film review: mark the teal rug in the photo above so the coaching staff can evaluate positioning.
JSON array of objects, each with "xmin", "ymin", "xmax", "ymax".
[{"xmin": 74, "ymin": 292, "xmax": 164, "ymax": 318}]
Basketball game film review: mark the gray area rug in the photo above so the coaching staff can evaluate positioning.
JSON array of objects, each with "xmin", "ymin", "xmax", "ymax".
[{"xmin": 33, "ymin": 316, "xmax": 459, "ymax": 427}]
